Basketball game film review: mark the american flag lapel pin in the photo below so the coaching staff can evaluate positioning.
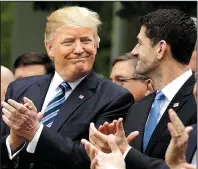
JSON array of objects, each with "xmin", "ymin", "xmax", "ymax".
[
  {"xmin": 173, "ymin": 102, "xmax": 179, "ymax": 107},
  {"xmin": 78, "ymin": 95, "xmax": 84, "ymax": 99}
]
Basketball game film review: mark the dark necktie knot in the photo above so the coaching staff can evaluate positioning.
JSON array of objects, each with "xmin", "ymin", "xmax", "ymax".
[{"xmin": 59, "ymin": 82, "xmax": 71, "ymax": 93}]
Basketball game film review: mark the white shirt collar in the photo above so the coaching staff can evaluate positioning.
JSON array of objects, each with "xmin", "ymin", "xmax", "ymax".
[
  {"xmin": 51, "ymin": 71, "xmax": 86, "ymax": 91},
  {"xmin": 161, "ymin": 69, "xmax": 192, "ymax": 102}
]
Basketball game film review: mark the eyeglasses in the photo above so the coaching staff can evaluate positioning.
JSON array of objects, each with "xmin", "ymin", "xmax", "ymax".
[{"xmin": 114, "ymin": 77, "xmax": 140, "ymax": 85}]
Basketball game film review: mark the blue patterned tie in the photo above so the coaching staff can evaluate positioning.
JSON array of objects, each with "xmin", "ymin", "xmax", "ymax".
[
  {"xmin": 40, "ymin": 82, "xmax": 70, "ymax": 127},
  {"xmin": 143, "ymin": 91, "xmax": 165, "ymax": 152}
]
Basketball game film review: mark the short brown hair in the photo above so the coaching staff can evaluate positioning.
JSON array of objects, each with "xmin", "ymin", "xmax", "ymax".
[
  {"xmin": 14, "ymin": 52, "xmax": 55, "ymax": 74},
  {"xmin": 112, "ymin": 53, "xmax": 149, "ymax": 80}
]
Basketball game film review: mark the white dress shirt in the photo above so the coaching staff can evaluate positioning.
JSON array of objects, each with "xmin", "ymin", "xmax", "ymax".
[
  {"xmin": 6, "ymin": 71, "xmax": 86, "ymax": 159},
  {"xmin": 123, "ymin": 69, "xmax": 193, "ymax": 158}
]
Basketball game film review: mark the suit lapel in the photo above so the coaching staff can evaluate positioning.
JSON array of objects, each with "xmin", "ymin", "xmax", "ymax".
[
  {"xmin": 24, "ymin": 74, "xmax": 53, "ymax": 112},
  {"xmin": 51, "ymin": 71, "xmax": 98, "ymax": 131},
  {"xmin": 145, "ymin": 74, "xmax": 195, "ymax": 154},
  {"xmin": 126, "ymin": 93, "xmax": 155, "ymax": 151}
]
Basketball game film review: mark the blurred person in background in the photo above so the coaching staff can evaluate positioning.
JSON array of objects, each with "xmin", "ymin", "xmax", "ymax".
[
  {"xmin": 1, "ymin": 66, "xmax": 15, "ymax": 102},
  {"xmin": 110, "ymin": 53, "xmax": 154, "ymax": 101},
  {"xmin": 190, "ymin": 17, "xmax": 197, "ymax": 100},
  {"xmin": 13, "ymin": 52, "xmax": 55, "ymax": 79},
  {"xmin": 188, "ymin": 17, "xmax": 197, "ymax": 73}
]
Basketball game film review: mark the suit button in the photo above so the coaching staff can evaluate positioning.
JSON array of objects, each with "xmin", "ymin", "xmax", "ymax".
[{"xmin": 29, "ymin": 162, "xmax": 34, "ymax": 169}]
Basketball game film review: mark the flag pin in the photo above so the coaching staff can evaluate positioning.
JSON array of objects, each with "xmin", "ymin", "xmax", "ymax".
[
  {"xmin": 78, "ymin": 95, "xmax": 84, "ymax": 99},
  {"xmin": 173, "ymin": 102, "xmax": 179, "ymax": 107}
]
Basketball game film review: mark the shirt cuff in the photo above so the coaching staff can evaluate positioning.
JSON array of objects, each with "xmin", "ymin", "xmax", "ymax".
[
  {"xmin": 26, "ymin": 124, "xmax": 44, "ymax": 153},
  {"xmin": 6, "ymin": 135, "xmax": 26, "ymax": 160},
  {"xmin": 123, "ymin": 146, "xmax": 132, "ymax": 159}
]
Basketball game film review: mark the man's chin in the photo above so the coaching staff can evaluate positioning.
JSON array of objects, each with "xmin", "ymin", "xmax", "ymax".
[
  {"xmin": 136, "ymin": 67, "xmax": 142, "ymax": 74},
  {"xmin": 136, "ymin": 69, "xmax": 146, "ymax": 76},
  {"xmin": 74, "ymin": 66, "xmax": 92, "ymax": 76}
]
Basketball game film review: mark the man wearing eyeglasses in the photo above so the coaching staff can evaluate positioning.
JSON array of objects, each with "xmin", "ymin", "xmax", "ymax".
[{"xmin": 110, "ymin": 53, "xmax": 153, "ymax": 101}]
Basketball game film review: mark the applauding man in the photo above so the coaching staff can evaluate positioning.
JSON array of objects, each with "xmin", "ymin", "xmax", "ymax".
[{"xmin": 1, "ymin": 6, "xmax": 134, "ymax": 169}]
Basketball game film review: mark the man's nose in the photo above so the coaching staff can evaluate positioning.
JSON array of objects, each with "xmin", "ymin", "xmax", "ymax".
[
  {"xmin": 73, "ymin": 41, "xmax": 84, "ymax": 54},
  {"xmin": 131, "ymin": 44, "xmax": 138, "ymax": 57}
]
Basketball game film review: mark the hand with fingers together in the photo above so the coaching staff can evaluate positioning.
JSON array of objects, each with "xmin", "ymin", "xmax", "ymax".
[
  {"xmin": 165, "ymin": 109, "xmax": 196, "ymax": 169},
  {"xmin": 89, "ymin": 118, "xmax": 139, "ymax": 154},
  {"xmin": 1, "ymin": 97, "xmax": 44, "ymax": 149},
  {"xmin": 7, "ymin": 97, "xmax": 44, "ymax": 153},
  {"xmin": 82, "ymin": 134, "xmax": 126, "ymax": 169}
]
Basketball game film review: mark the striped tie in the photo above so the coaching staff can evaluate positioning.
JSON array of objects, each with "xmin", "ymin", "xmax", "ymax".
[{"xmin": 41, "ymin": 82, "xmax": 70, "ymax": 127}]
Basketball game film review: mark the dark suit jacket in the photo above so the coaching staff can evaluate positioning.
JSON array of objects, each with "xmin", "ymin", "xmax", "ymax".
[
  {"xmin": 160, "ymin": 124, "xmax": 197, "ymax": 169},
  {"xmin": 186, "ymin": 124, "xmax": 197, "ymax": 163},
  {"xmin": 124, "ymin": 74, "xmax": 197, "ymax": 169},
  {"xmin": 125, "ymin": 124, "xmax": 197, "ymax": 169},
  {"xmin": 1, "ymin": 71, "xmax": 134, "ymax": 169}
]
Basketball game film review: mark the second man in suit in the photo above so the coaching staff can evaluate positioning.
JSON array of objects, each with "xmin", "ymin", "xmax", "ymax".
[{"xmin": 88, "ymin": 8, "xmax": 197, "ymax": 169}]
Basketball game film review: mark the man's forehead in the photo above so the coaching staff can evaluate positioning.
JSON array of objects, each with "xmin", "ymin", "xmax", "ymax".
[
  {"xmin": 57, "ymin": 26, "xmax": 96, "ymax": 34},
  {"xmin": 53, "ymin": 27, "xmax": 96, "ymax": 41},
  {"xmin": 113, "ymin": 61, "xmax": 134, "ymax": 73},
  {"xmin": 137, "ymin": 26, "xmax": 146, "ymax": 39}
]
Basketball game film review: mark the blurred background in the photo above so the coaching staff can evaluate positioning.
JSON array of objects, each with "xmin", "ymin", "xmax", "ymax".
[{"xmin": 1, "ymin": 1, "xmax": 197, "ymax": 77}]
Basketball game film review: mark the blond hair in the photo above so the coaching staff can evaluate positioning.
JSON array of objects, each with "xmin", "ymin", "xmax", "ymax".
[{"xmin": 45, "ymin": 6, "xmax": 101, "ymax": 46}]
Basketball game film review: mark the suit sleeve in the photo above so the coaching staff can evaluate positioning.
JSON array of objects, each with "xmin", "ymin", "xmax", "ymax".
[
  {"xmin": 1, "ymin": 136, "xmax": 17, "ymax": 169},
  {"xmin": 1, "ymin": 83, "xmax": 17, "ymax": 169},
  {"xmin": 95, "ymin": 91, "xmax": 134, "ymax": 127},
  {"xmin": 125, "ymin": 148, "xmax": 165, "ymax": 169},
  {"xmin": 159, "ymin": 163, "xmax": 170, "ymax": 169}
]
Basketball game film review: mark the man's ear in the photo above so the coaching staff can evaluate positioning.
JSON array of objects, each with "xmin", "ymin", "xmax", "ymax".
[
  {"xmin": 45, "ymin": 41, "xmax": 54, "ymax": 59},
  {"xmin": 156, "ymin": 40, "xmax": 167, "ymax": 60},
  {"xmin": 145, "ymin": 79, "xmax": 155, "ymax": 91},
  {"xmin": 145, "ymin": 79, "xmax": 152, "ymax": 85}
]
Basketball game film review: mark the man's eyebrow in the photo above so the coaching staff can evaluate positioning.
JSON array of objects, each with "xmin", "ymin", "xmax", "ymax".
[
  {"xmin": 137, "ymin": 37, "xmax": 142, "ymax": 43},
  {"xmin": 80, "ymin": 36, "xmax": 92, "ymax": 40},
  {"xmin": 115, "ymin": 75, "xmax": 125, "ymax": 79},
  {"xmin": 63, "ymin": 38, "xmax": 75, "ymax": 41}
]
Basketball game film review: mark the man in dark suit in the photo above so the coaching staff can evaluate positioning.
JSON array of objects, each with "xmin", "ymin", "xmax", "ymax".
[
  {"xmin": 1, "ymin": 6, "xmax": 134, "ymax": 169},
  {"xmin": 161, "ymin": 124, "xmax": 197, "ymax": 169},
  {"xmin": 82, "ymin": 110, "xmax": 196, "ymax": 169},
  {"xmin": 87, "ymin": 9, "xmax": 197, "ymax": 169}
]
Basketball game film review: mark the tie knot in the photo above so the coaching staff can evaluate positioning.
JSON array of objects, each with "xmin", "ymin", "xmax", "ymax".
[
  {"xmin": 155, "ymin": 91, "xmax": 165, "ymax": 101},
  {"xmin": 59, "ymin": 82, "xmax": 70, "ymax": 92}
]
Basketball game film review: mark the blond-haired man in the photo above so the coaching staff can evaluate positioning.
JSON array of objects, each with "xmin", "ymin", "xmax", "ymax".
[{"xmin": 1, "ymin": 6, "xmax": 133, "ymax": 169}]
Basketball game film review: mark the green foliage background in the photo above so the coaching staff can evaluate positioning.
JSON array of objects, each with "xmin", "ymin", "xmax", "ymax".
[
  {"xmin": 1, "ymin": 2, "xmax": 15, "ymax": 68},
  {"xmin": 1, "ymin": 1, "xmax": 196, "ymax": 76}
]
